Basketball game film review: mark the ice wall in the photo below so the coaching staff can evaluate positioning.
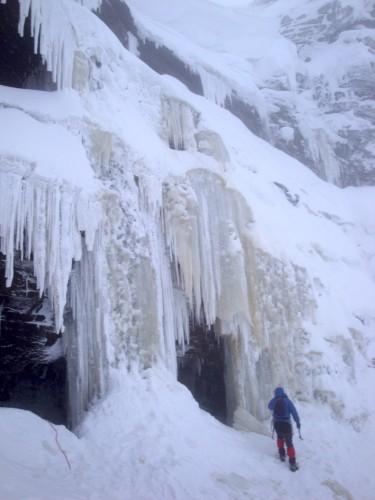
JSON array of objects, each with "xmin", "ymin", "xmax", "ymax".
[
  {"xmin": 94, "ymin": 144, "xmax": 190, "ymax": 376},
  {"xmin": 162, "ymin": 169, "xmax": 316, "ymax": 421}
]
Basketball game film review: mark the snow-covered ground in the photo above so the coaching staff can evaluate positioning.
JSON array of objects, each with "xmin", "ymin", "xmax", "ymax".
[
  {"xmin": 0, "ymin": 0, "xmax": 375, "ymax": 498},
  {"xmin": 1, "ymin": 367, "xmax": 375, "ymax": 499}
]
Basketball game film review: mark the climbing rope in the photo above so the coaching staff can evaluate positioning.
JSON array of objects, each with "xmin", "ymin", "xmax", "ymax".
[{"xmin": 48, "ymin": 422, "xmax": 72, "ymax": 470}]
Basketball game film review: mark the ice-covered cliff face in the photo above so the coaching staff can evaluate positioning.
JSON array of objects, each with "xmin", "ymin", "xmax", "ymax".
[
  {"xmin": 0, "ymin": 0, "xmax": 374, "ymax": 433},
  {"xmin": 124, "ymin": 0, "xmax": 375, "ymax": 187}
]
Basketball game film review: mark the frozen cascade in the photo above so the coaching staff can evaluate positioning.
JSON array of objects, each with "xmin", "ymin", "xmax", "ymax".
[
  {"xmin": 297, "ymin": 116, "xmax": 342, "ymax": 185},
  {"xmin": 198, "ymin": 68, "xmax": 232, "ymax": 107},
  {"xmin": 163, "ymin": 170, "xmax": 253, "ymax": 329},
  {"xmin": 97, "ymin": 146, "xmax": 190, "ymax": 376},
  {"xmin": 161, "ymin": 97, "xmax": 230, "ymax": 173},
  {"xmin": 0, "ymin": 161, "xmax": 106, "ymax": 427},
  {"xmin": 1, "ymin": 0, "xmax": 372, "ymax": 438},
  {"xmin": 162, "ymin": 169, "xmax": 316, "ymax": 420},
  {"xmin": 0, "ymin": 151, "xmax": 359, "ymax": 426},
  {"xmin": 162, "ymin": 97, "xmax": 199, "ymax": 152},
  {"xmin": 64, "ymin": 234, "xmax": 108, "ymax": 430},
  {"xmin": 141, "ymin": 195, "xmax": 190, "ymax": 371},
  {"xmin": 312, "ymin": 128, "xmax": 341, "ymax": 186}
]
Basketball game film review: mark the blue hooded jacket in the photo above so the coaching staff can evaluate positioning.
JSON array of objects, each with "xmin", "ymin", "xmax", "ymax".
[{"xmin": 268, "ymin": 387, "xmax": 300, "ymax": 425}]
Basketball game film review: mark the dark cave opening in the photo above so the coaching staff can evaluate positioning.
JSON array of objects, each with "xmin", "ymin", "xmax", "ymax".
[
  {"xmin": 177, "ymin": 323, "xmax": 227, "ymax": 424},
  {"xmin": 0, "ymin": 251, "xmax": 67, "ymax": 426}
]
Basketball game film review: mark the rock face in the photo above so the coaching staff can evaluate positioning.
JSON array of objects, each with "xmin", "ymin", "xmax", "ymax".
[
  {"xmin": 278, "ymin": 0, "xmax": 375, "ymax": 187},
  {"xmin": 0, "ymin": 251, "xmax": 66, "ymax": 424},
  {"xmin": 102, "ymin": 0, "xmax": 373, "ymax": 188},
  {"xmin": 3, "ymin": 0, "xmax": 372, "ymax": 186}
]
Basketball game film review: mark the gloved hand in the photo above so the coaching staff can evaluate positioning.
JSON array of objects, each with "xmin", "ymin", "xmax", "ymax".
[{"xmin": 297, "ymin": 423, "xmax": 301, "ymax": 430}]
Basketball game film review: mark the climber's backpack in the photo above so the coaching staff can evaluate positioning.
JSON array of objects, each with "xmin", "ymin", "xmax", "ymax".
[{"xmin": 273, "ymin": 396, "xmax": 288, "ymax": 420}]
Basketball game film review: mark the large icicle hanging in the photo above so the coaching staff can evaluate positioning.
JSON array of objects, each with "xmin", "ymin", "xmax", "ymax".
[
  {"xmin": 64, "ymin": 233, "xmax": 108, "ymax": 430},
  {"xmin": 15, "ymin": 0, "xmax": 77, "ymax": 88},
  {"xmin": 163, "ymin": 169, "xmax": 251, "ymax": 326},
  {"xmin": 0, "ymin": 166, "xmax": 102, "ymax": 333},
  {"xmin": 98, "ymin": 151, "xmax": 190, "ymax": 375},
  {"xmin": 198, "ymin": 67, "xmax": 232, "ymax": 107},
  {"xmin": 2, "ymin": 0, "xmax": 102, "ymax": 89}
]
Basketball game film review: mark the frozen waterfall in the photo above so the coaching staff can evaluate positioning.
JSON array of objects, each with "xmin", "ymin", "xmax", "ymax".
[
  {"xmin": 0, "ymin": 150, "xmax": 318, "ymax": 426},
  {"xmin": 1, "ymin": 0, "xmax": 373, "ymax": 434}
]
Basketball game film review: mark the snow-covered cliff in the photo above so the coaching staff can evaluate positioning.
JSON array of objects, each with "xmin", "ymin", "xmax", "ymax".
[{"xmin": 0, "ymin": 1, "xmax": 374, "ymax": 498}]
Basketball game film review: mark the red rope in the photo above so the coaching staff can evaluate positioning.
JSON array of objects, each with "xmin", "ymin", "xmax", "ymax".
[{"xmin": 48, "ymin": 422, "xmax": 72, "ymax": 470}]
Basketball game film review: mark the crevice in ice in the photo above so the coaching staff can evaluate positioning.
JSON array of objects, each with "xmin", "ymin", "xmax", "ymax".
[{"xmin": 94, "ymin": 0, "xmax": 138, "ymax": 50}]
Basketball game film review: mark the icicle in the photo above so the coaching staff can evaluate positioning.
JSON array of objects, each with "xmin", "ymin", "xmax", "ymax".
[
  {"xmin": 162, "ymin": 169, "xmax": 316, "ymax": 420},
  {"xmin": 0, "ymin": 171, "xmax": 23, "ymax": 286},
  {"xmin": 64, "ymin": 233, "xmax": 107, "ymax": 430},
  {"xmin": 163, "ymin": 171, "xmax": 252, "ymax": 326},
  {"xmin": 162, "ymin": 97, "xmax": 198, "ymax": 152},
  {"xmin": 14, "ymin": 0, "xmax": 81, "ymax": 88},
  {"xmin": 198, "ymin": 68, "xmax": 232, "ymax": 107},
  {"xmin": 0, "ymin": 168, "xmax": 102, "ymax": 333}
]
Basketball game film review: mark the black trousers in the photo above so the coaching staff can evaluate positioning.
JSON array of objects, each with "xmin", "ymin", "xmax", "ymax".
[
  {"xmin": 274, "ymin": 420, "xmax": 296, "ymax": 462},
  {"xmin": 274, "ymin": 420, "xmax": 293, "ymax": 448}
]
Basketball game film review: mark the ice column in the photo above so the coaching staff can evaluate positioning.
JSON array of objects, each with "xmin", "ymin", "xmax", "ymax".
[
  {"xmin": 64, "ymin": 234, "xmax": 108, "ymax": 430},
  {"xmin": 162, "ymin": 98, "xmax": 198, "ymax": 151}
]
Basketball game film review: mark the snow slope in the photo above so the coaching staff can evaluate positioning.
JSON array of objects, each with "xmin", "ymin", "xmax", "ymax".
[{"xmin": 1, "ymin": 367, "xmax": 375, "ymax": 499}]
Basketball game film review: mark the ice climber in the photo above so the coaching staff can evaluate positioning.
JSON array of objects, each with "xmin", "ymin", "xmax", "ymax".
[{"xmin": 268, "ymin": 387, "xmax": 301, "ymax": 471}]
